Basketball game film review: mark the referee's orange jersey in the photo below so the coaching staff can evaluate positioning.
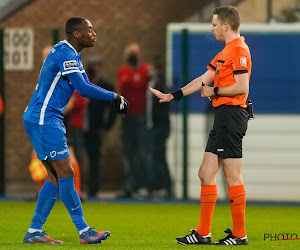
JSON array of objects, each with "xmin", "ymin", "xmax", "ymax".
[{"xmin": 207, "ymin": 36, "xmax": 251, "ymax": 108}]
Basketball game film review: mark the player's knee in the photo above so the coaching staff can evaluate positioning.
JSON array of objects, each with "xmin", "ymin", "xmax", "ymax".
[
  {"xmin": 53, "ymin": 158, "xmax": 75, "ymax": 178},
  {"xmin": 59, "ymin": 166, "xmax": 75, "ymax": 178},
  {"xmin": 47, "ymin": 175, "xmax": 58, "ymax": 186}
]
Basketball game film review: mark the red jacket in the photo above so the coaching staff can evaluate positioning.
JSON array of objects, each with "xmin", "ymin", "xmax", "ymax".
[
  {"xmin": 117, "ymin": 63, "xmax": 151, "ymax": 117},
  {"xmin": 0, "ymin": 93, "xmax": 3, "ymax": 114},
  {"xmin": 70, "ymin": 91, "xmax": 88, "ymax": 129}
]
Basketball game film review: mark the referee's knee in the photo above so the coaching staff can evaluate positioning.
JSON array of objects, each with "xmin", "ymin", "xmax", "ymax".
[
  {"xmin": 225, "ymin": 176, "xmax": 244, "ymax": 187},
  {"xmin": 198, "ymin": 168, "xmax": 215, "ymax": 185}
]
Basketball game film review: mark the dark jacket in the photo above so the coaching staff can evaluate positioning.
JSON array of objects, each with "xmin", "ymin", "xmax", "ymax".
[
  {"xmin": 87, "ymin": 74, "xmax": 116, "ymax": 131},
  {"xmin": 146, "ymin": 75, "xmax": 170, "ymax": 130}
]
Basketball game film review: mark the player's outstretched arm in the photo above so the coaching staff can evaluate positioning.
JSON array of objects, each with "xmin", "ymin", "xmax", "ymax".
[
  {"xmin": 67, "ymin": 72, "xmax": 115, "ymax": 101},
  {"xmin": 68, "ymin": 72, "xmax": 129, "ymax": 116}
]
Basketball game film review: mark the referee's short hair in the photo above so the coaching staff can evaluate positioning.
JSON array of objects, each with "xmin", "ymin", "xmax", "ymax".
[
  {"xmin": 65, "ymin": 16, "xmax": 86, "ymax": 35},
  {"xmin": 213, "ymin": 6, "xmax": 240, "ymax": 32}
]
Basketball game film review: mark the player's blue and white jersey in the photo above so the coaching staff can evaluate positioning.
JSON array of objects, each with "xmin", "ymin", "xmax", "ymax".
[{"xmin": 22, "ymin": 40, "xmax": 85, "ymax": 125}]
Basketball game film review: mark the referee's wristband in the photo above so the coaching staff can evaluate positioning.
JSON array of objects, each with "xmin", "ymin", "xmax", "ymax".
[{"xmin": 171, "ymin": 89, "xmax": 183, "ymax": 101}]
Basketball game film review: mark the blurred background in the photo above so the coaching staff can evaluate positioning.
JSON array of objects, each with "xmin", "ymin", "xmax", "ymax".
[{"xmin": 0, "ymin": 0, "xmax": 299, "ymax": 202}]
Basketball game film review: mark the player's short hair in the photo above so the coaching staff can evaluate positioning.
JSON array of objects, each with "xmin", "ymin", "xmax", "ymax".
[
  {"xmin": 213, "ymin": 6, "xmax": 240, "ymax": 32},
  {"xmin": 65, "ymin": 16, "xmax": 86, "ymax": 35}
]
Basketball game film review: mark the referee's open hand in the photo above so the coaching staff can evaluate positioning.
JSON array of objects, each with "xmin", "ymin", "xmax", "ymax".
[{"xmin": 149, "ymin": 87, "xmax": 174, "ymax": 103}]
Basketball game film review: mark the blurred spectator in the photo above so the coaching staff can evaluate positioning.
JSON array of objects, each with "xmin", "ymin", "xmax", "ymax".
[
  {"xmin": 28, "ymin": 148, "xmax": 81, "ymax": 196},
  {"xmin": 145, "ymin": 58, "xmax": 172, "ymax": 198},
  {"xmin": 117, "ymin": 42, "xmax": 151, "ymax": 198},
  {"xmin": 85, "ymin": 57, "xmax": 117, "ymax": 197},
  {"xmin": 66, "ymin": 90, "xmax": 88, "ymax": 167},
  {"xmin": 0, "ymin": 92, "xmax": 3, "ymax": 116},
  {"xmin": 42, "ymin": 45, "xmax": 53, "ymax": 63},
  {"xmin": 0, "ymin": 91, "xmax": 4, "ymax": 167},
  {"xmin": 27, "ymin": 45, "xmax": 52, "ymax": 195},
  {"xmin": 27, "ymin": 45, "xmax": 82, "ymax": 197},
  {"xmin": 63, "ymin": 95, "xmax": 84, "ymax": 198}
]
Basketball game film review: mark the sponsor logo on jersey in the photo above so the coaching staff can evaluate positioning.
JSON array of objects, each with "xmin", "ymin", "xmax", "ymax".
[
  {"xmin": 49, "ymin": 149, "xmax": 68, "ymax": 158},
  {"xmin": 63, "ymin": 60, "xmax": 78, "ymax": 70},
  {"xmin": 57, "ymin": 149, "xmax": 68, "ymax": 156}
]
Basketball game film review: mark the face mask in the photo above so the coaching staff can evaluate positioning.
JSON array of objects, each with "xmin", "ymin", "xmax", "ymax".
[{"xmin": 127, "ymin": 52, "xmax": 138, "ymax": 67}]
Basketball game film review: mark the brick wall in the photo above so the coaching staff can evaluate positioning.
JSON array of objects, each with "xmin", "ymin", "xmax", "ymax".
[{"xmin": 0, "ymin": 0, "xmax": 197, "ymax": 194}]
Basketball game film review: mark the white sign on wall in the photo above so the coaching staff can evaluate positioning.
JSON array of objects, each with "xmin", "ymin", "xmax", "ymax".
[{"xmin": 4, "ymin": 28, "xmax": 34, "ymax": 71}]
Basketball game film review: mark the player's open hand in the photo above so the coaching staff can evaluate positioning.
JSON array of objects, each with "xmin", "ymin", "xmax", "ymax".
[{"xmin": 149, "ymin": 87, "xmax": 174, "ymax": 103}]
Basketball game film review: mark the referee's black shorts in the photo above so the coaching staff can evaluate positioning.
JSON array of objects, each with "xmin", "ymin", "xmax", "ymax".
[{"xmin": 205, "ymin": 105, "xmax": 248, "ymax": 159}]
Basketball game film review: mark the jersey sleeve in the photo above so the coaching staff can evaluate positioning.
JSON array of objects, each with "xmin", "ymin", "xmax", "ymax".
[
  {"xmin": 55, "ymin": 47, "xmax": 81, "ymax": 76},
  {"xmin": 67, "ymin": 71, "xmax": 115, "ymax": 101},
  {"xmin": 230, "ymin": 47, "xmax": 250, "ymax": 74},
  {"xmin": 78, "ymin": 53, "xmax": 85, "ymax": 74},
  {"xmin": 207, "ymin": 53, "xmax": 219, "ymax": 71}
]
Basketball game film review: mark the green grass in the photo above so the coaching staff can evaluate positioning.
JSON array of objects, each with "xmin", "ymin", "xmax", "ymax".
[{"xmin": 0, "ymin": 201, "xmax": 299, "ymax": 249}]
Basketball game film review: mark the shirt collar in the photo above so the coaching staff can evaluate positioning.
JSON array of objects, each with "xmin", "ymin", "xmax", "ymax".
[
  {"xmin": 226, "ymin": 36, "xmax": 244, "ymax": 45},
  {"xmin": 61, "ymin": 39, "xmax": 78, "ymax": 55}
]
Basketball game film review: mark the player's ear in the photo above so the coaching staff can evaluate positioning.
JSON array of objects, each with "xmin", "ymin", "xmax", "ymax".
[{"xmin": 73, "ymin": 31, "xmax": 81, "ymax": 39}]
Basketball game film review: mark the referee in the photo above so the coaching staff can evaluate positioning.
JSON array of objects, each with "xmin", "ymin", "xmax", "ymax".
[{"xmin": 149, "ymin": 6, "xmax": 251, "ymax": 246}]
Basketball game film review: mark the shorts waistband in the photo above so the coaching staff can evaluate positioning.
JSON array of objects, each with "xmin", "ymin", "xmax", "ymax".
[{"xmin": 215, "ymin": 104, "xmax": 245, "ymax": 110}]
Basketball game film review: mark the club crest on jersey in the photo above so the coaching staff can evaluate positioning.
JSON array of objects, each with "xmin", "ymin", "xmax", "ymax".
[
  {"xmin": 63, "ymin": 60, "xmax": 78, "ymax": 70},
  {"xmin": 216, "ymin": 64, "xmax": 220, "ymax": 75},
  {"xmin": 237, "ymin": 56, "xmax": 247, "ymax": 67},
  {"xmin": 50, "ymin": 151, "xmax": 56, "ymax": 158}
]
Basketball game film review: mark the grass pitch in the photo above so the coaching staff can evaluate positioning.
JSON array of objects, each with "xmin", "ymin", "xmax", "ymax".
[{"xmin": 0, "ymin": 201, "xmax": 299, "ymax": 249}]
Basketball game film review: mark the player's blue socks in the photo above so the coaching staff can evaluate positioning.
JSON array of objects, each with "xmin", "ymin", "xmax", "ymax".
[
  {"xmin": 30, "ymin": 180, "xmax": 58, "ymax": 230},
  {"xmin": 58, "ymin": 177, "xmax": 89, "ymax": 232}
]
